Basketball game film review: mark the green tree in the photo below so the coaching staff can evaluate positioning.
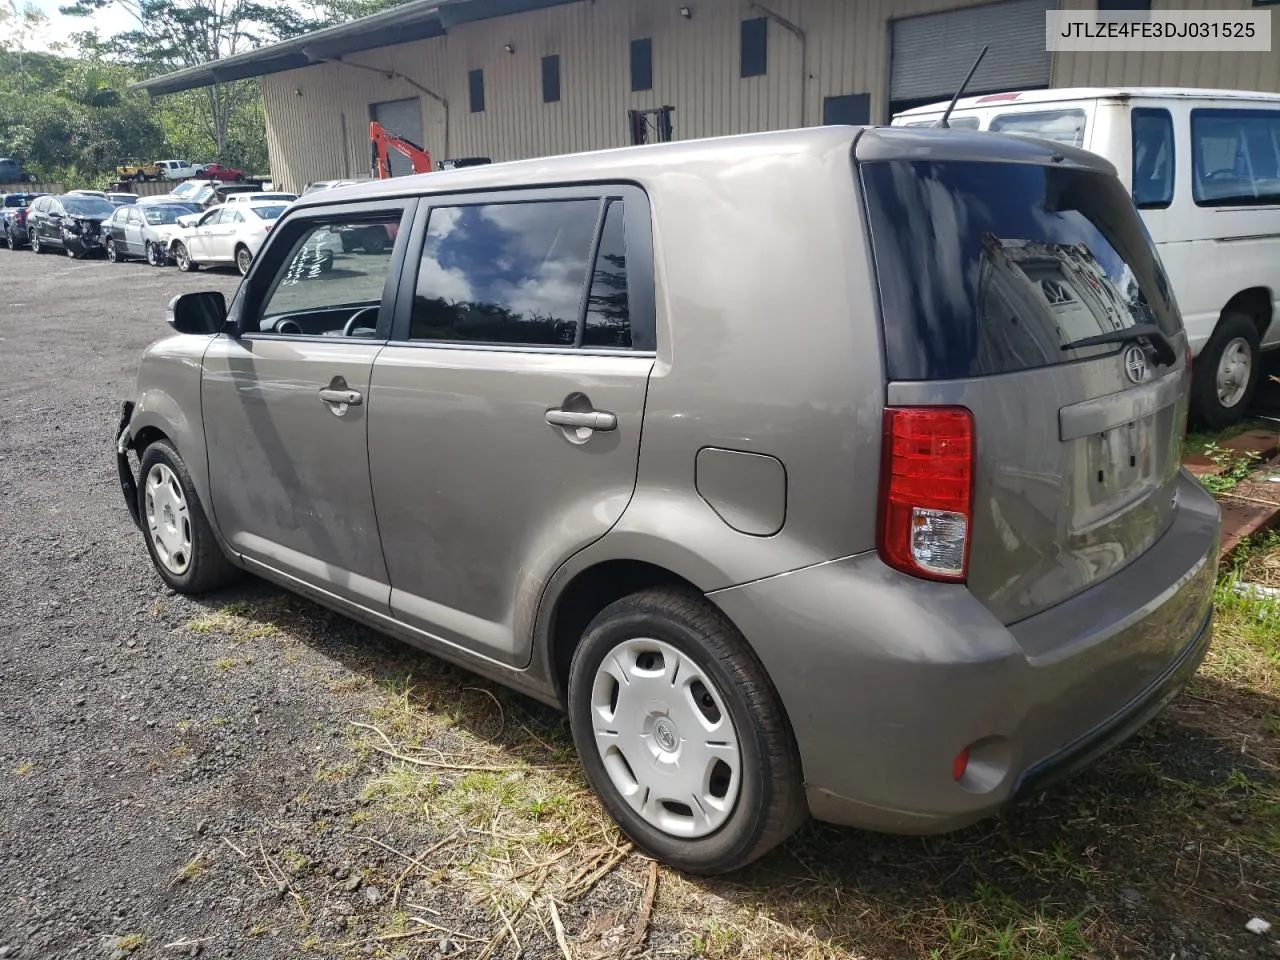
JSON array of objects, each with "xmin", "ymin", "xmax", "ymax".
[{"xmin": 61, "ymin": 0, "xmax": 317, "ymax": 157}]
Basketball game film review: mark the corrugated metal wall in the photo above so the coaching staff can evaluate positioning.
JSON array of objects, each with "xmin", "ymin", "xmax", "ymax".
[{"xmin": 259, "ymin": 0, "xmax": 1280, "ymax": 192}]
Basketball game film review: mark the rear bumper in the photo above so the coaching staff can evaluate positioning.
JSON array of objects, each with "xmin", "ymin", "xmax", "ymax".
[{"xmin": 711, "ymin": 470, "xmax": 1220, "ymax": 834}]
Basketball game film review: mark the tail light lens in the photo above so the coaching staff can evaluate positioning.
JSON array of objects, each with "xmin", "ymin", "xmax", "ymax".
[{"xmin": 878, "ymin": 407, "xmax": 974, "ymax": 582}]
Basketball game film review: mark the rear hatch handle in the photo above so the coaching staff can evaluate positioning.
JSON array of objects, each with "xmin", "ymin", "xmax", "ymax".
[{"xmin": 1060, "ymin": 323, "xmax": 1177, "ymax": 367}]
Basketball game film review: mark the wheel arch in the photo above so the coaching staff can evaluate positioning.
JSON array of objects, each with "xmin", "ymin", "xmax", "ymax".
[
  {"xmin": 1222, "ymin": 286, "xmax": 1274, "ymax": 337},
  {"xmin": 544, "ymin": 559, "xmax": 705, "ymax": 705}
]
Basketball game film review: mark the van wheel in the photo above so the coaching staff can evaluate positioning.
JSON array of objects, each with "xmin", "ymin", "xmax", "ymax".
[
  {"xmin": 1192, "ymin": 312, "xmax": 1262, "ymax": 429},
  {"xmin": 137, "ymin": 440, "xmax": 238, "ymax": 594},
  {"xmin": 567, "ymin": 587, "xmax": 805, "ymax": 875}
]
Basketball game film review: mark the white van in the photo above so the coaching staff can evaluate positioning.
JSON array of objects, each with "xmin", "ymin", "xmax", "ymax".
[{"xmin": 893, "ymin": 88, "xmax": 1280, "ymax": 427}]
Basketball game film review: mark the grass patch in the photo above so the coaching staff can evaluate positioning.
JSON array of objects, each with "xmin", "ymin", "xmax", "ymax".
[
  {"xmin": 187, "ymin": 598, "xmax": 280, "ymax": 639},
  {"xmin": 113, "ymin": 933, "xmax": 145, "ymax": 953},
  {"xmin": 13, "ymin": 761, "xmax": 32, "ymax": 777}
]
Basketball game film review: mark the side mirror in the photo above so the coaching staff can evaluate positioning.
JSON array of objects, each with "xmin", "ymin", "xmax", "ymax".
[{"xmin": 168, "ymin": 291, "xmax": 226, "ymax": 334}]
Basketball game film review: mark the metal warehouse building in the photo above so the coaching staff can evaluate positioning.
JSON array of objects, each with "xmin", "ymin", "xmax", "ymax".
[{"xmin": 137, "ymin": 0, "xmax": 1280, "ymax": 193}]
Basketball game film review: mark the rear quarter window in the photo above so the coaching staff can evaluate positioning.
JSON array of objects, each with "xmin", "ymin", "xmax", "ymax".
[
  {"xmin": 989, "ymin": 109, "xmax": 1088, "ymax": 147},
  {"xmin": 861, "ymin": 159, "xmax": 1181, "ymax": 381},
  {"xmin": 1190, "ymin": 108, "xmax": 1280, "ymax": 207}
]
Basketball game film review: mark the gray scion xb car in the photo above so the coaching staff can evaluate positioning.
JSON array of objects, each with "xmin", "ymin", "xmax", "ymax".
[{"xmin": 115, "ymin": 125, "xmax": 1220, "ymax": 875}]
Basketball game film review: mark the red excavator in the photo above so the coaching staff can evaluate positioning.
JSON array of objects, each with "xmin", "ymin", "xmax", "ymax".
[{"xmin": 369, "ymin": 121, "xmax": 433, "ymax": 179}]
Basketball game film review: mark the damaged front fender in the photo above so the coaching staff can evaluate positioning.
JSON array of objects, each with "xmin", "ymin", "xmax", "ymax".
[{"xmin": 116, "ymin": 400, "xmax": 141, "ymax": 529}]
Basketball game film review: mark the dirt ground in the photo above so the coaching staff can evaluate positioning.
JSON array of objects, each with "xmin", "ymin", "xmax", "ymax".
[{"xmin": 1, "ymin": 250, "xmax": 1278, "ymax": 960}]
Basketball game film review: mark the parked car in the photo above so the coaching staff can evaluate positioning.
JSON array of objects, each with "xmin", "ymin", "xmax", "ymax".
[
  {"xmin": 1, "ymin": 192, "xmax": 44, "ymax": 249},
  {"xmin": 107, "ymin": 192, "xmax": 139, "ymax": 206},
  {"xmin": 27, "ymin": 193, "xmax": 116, "ymax": 257},
  {"xmin": 226, "ymin": 191, "xmax": 297, "ymax": 205},
  {"xmin": 153, "ymin": 160, "xmax": 202, "ymax": 181},
  {"xmin": 201, "ymin": 162, "xmax": 246, "ymax": 182},
  {"xmin": 893, "ymin": 87, "xmax": 1280, "ymax": 428},
  {"xmin": 0, "ymin": 158, "xmax": 33, "ymax": 183},
  {"xmin": 301, "ymin": 178, "xmax": 359, "ymax": 195},
  {"xmin": 105, "ymin": 202, "xmax": 198, "ymax": 266},
  {"xmin": 135, "ymin": 195, "xmax": 200, "ymax": 212},
  {"xmin": 116, "ymin": 160, "xmax": 158, "ymax": 181},
  {"xmin": 66, "ymin": 189, "xmax": 109, "ymax": 199},
  {"xmin": 164, "ymin": 180, "xmax": 209, "ymax": 202},
  {"xmin": 116, "ymin": 127, "xmax": 1221, "ymax": 875},
  {"xmin": 168, "ymin": 201, "xmax": 295, "ymax": 275}
]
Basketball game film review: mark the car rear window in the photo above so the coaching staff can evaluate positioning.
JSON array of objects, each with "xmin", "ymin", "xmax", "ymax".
[
  {"xmin": 861, "ymin": 160, "xmax": 1181, "ymax": 381},
  {"xmin": 249, "ymin": 204, "xmax": 288, "ymax": 220}
]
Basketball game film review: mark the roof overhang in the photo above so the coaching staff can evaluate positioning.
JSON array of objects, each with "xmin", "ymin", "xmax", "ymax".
[{"xmin": 133, "ymin": 0, "xmax": 580, "ymax": 96}]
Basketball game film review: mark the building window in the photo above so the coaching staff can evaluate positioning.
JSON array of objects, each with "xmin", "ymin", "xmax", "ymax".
[
  {"xmin": 542, "ymin": 54, "xmax": 561, "ymax": 103},
  {"xmin": 822, "ymin": 94, "xmax": 870, "ymax": 126},
  {"xmin": 740, "ymin": 18, "xmax": 767, "ymax": 78},
  {"xmin": 630, "ymin": 38, "xmax": 652, "ymax": 92},
  {"xmin": 468, "ymin": 68, "xmax": 485, "ymax": 113},
  {"xmin": 1131, "ymin": 108, "xmax": 1175, "ymax": 209}
]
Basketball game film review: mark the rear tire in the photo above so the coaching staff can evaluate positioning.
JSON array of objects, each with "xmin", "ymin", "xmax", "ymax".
[
  {"xmin": 137, "ymin": 440, "xmax": 239, "ymax": 594},
  {"xmin": 5, "ymin": 228, "xmax": 16, "ymax": 251},
  {"xmin": 235, "ymin": 244, "xmax": 252, "ymax": 276},
  {"xmin": 30, "ymin": 229, "xmax": 44, "ymax": 254},
  {"xmin": 1192, "ymin": 311, "xmax": 1262, "ymax": 429},
  {"xmin": 568, "ymin": 586, "xmax": 806, "ymax": 875}
]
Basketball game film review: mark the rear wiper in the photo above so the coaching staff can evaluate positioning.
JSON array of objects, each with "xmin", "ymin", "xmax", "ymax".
[{"xmin": 1060, "ymin": 323, "xmax": 1177, "ymax": 366}]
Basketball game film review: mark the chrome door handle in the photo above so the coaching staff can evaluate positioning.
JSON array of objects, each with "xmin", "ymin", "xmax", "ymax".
[
  {"xmin": 319, "ymin": 388, "xmax": 363, "ymax": 406},
  {"xmin": 546, "ymin": 408, "xmax": 616, "ymax": 431}
]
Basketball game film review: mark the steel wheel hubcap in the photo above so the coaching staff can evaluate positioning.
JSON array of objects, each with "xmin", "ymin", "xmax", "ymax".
[
  {"xmin": 144, "ymin": 463, "xmax": 192, "ymax": 575},
  {"xmin": 590, "ymin": 638, "xmax": 741, "ymax": 839},
  {"xmin": 1216, "ymin": 337, "xmax": 1252, "ymax": 407}
]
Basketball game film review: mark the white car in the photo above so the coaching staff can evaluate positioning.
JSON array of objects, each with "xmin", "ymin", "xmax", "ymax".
[
  {"xmin": 168, "ymin": 201, "xmax": 294, "ymax": 276},
  {"xmin": 154, "ymin": 160, "xmax": 202, "ymax": 181},
  {"xmin": 893, "ymin": 86, "xmax": 1280, "ymax": 427},
  {"xmin": 226, "ymin": 191, "xmax": 297, "ymax": 205}
]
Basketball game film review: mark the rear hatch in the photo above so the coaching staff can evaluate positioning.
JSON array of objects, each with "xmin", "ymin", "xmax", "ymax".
[{"xmin": 858, "ymin": 129, "xmax": 1189, "ymax": 624}]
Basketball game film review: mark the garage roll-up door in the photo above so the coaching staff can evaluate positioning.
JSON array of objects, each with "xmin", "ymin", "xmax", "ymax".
[
  {"xmin": 372, "ymin": 97, "xmax": 423, "ymax": 177},
  {"xmin": 890, "ymin": 0, "xmax": 1054, "ymax": 109}
]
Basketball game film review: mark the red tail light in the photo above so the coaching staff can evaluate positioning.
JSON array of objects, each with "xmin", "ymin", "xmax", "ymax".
[{"xmin": 878, "ymin": 407, "xmax": 975, "ymax": 582}]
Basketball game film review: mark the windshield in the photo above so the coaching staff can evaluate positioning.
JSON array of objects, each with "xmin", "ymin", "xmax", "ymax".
[
  {"xmin": 62, "ymin": 196, "xmax": 115, "ymax": 218},
  {"xmin": 861, "ymin": 159, "xmax": 1181, "ymax": 381},
  {"xmin": 143, "ymin": 206, "xmax": 188, "ymax": 225},
  {"xmin": 248, "ymin": 203, "xmax": 288, "ymax": 220}
]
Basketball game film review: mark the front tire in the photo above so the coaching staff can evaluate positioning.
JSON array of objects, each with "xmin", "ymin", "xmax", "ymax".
[
  {"xmin": 174, "ymin": 242, "xmax": 197, "ymax": 272},
  {"xmin": 146, "ymin": 241, "xmax": 163, "ymax": 267},
  {"xmin": 137, "ymin": 441, "xmax": 238, "ymax": 594},
  {"xmin": 106, "ymin": 238, "xmax": 118, "ymax": 262},
  {"xmin": 568, "ymin": 587, "xmax": 805, "ymax": 875},
  {"xmin": 65, "ymin": 240, "xmax": 79, "ymax": 259},
  {"xmin": 1192, "ymin": 311, "xmax": 1262, "ymax": 429}
]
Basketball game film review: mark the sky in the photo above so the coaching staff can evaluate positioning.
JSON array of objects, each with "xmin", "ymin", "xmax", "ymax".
[
  {"xmin": 17, "ymin": 0, "xmax": 310, "ymax": 53},
  {"xmin": 19, "ymin": 0, "xmax": 137, "ymax": 51}
]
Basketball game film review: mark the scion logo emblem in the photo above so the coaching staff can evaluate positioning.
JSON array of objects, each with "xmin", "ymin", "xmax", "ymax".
[{"xmin": 1123, "ymin": 344, "xmax": 1150, "ymax": 384}]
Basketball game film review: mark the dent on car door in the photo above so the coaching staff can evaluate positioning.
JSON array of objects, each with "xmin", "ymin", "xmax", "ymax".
[
  {"xmin": 200, "ymin": 201, "xmax": 414, "ymax": 610},
  {"xmin": 368, "ymin": 189, "xmax": 655, "ymax": 667}
]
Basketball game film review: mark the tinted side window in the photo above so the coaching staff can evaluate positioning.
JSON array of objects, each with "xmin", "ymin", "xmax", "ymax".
[
  {"xmin": 862, "ymin": 160, "xmax": 1181, "ymax": 381},
  {"xmin": 254, "ymin": 216, "xmax": 400, "ymax": 336},
  {"xmin": 411, "ymin": 200, "xmax": 598, "ymax": 346},
  {"xmin": 989, "ymin": 109, "xmax": 1088, "ymax": 147},
  {"xmin": 1131, "ymin": 107, "xmax": 1174, "ymax": 208},
  {"xmin": 1191, "ymin": 108, "xmax": 1280, "ymax": 207},
  {"xmin": 583, "ymin": 201, "xmax": 630, "ymax": 348}
]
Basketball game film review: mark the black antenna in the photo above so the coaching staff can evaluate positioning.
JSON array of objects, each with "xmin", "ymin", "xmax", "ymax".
[{"xmin": 934, "ymin": 45, "xmax": 989, "ymax": 129}]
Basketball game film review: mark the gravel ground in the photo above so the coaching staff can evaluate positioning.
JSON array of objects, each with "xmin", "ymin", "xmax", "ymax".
[{"xmin": 0, "ymin": 254, "xmax": 351, "ymax": 959}]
